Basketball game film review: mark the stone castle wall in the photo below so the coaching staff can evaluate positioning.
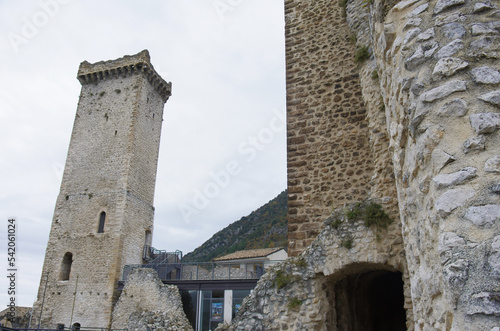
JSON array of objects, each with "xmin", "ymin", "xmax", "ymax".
[
  {"xmin": 372, "ymin": 0, "xmax": 500, "ymax": 328},
  {"xmin": 219, "ymin": 201, "xmax": 412, "ymax": 330},
  {"xmin": 286, "ymin": 0, "xmax": 391, "ymax": 256},
  {"xmin": 234, "ymin": 0, "xmax": 500, "ymax": 329},
  {"xmin": 32, "ymin": 51, "xmax": 171, "ymax": 329}
]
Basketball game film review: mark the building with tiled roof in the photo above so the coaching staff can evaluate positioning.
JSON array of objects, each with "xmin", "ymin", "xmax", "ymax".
[{"xmin": 213, "ymin": 247, "xmax": 287, "ymax": 262}]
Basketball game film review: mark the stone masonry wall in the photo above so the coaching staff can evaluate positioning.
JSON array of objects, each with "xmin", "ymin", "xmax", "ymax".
[
  {"xmin": 111, "ymin": 268, "xmax": 192, "ymax": 330},
  {"xmin": 371, "ymin": 0, "xmax": 500, "ymax": 328},
  {"xmin": 32, "ymin": 51, "xmax": 171, "ymax": 329},
  {"xmin": 218, "ymin": 202, "xmax": 410, "ymax": 331},
  {"xmin": 286, "ymin": 0, "xmax": 378, "ymax": 256}
]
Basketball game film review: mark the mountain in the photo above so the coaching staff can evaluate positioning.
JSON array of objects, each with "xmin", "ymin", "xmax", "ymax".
[{"xmin": 183, "ymin": 190, "xmax": 288, "ymax": 262}]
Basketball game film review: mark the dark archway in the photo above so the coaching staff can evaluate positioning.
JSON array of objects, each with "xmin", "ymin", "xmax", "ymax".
[{"xmin": 333, "ymin": 270, "xmax": 406, "ymax": 331}]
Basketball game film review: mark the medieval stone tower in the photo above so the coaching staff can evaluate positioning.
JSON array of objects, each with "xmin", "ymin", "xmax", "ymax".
[{"xmin": 32, "ymin": 50, "xmax": 171, "ymax": 329}]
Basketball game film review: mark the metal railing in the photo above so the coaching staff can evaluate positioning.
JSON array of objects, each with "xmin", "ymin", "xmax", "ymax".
[
  {"xmin": 142, "ymin": 246, "xmax": 182, "ymax": 264},
  {"xmin": 122, "ymin": 261, "xmax": 282, "ymax": 282}
]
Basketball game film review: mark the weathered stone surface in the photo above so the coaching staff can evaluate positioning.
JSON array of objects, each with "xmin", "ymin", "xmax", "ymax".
[
  {"xmin": 128, "ymin": 311, "xmax": 193, "ymax": 331},
  {"xmin": 111, "ymin": 269, "xmax": 193, "ymax": 330},
  {"xmin": 393, "ymin": 0, "xmax": 420, "ymax": 11},
  {"xmin": 434, "ymin": 0, "xmax": 465, "ymax": 14},
  {"xmin": 489, "ymin": 10, "xmax": 500, "ymax": 18},
  {"xmin": 491, "ymin": 184, "xmax": 500, "ymax": 194},
  {"xmin": 479, "ymin": 90, "xmax": 500, "ymax": 106},
  {"xmin": 469, "ymin": 113, "xmax": 500, "ymax": 134},
  {"xmin": 471, "ymin": 36, "xmax": 500, "ymax": 58},
  {"xmin": 282, "ymin": 0, "xmax": 500, "ymax": 330},
  {"xmin": 433, "ymin": 167, "xmax": 477, "ymax": 189},
  {"xmin": 435, "ymin": 12, "xmax": 466, "ymax": 26},
  {"xmin": 471, "ymin": 21, "xmax": 500, "ymax": 36},
  {"xmin": 411, "ymin": 83, "xmax": 425, "ymax": 95},
  {"xmin": 432, "ymin": 57, "xmax": 468, "ymax": 80},
  {"xmin": 439, "ymin": 232, "xmax": 466, "ymax": 259},
  {"xmin": 404, "ymin": 28, "xmax": 422, "ymax": 45},
  {"xmin": 432, "ymin": 149, "xmax": 456, "ymax": 170},
  {"xmin": 435, "ymin": 188, "xmax": 475, "ymax": 217},
  {"xmin": 436, "ymin": 39, "xmax": 464, "ymax": 58},
  {"xmin": 222, "ymin": 200, "xmax": 407, "ymax": 331},
  {"xmin": 437, "ymin": 98, "xmax": 468, "ymax": 117},
  {"xmin": 402, "ymin": 77, "xmax": 414, "ymax": 91},
  {"xmin": 409, "ymin": 3, "xmax": 429, "ymax": 17},
  {"xmin": 418, "ymin": 28, "xmax": 435, "ymax": 41},
  {"xmin": 404, "ymin": 18, "xmax": 422, "ymax": 30},
  {"xmin": 473, "ymin": 2, "xmax": 494, "ymax": 13},
  {"xmin": 490, "ymin": 236, "xmax": 500, "ymax": 279},
  {"xmin": 471, "ymin": 67, "xmax": 500, "ymax": 84},
  {"xmin": 467, "ymin": 292, "xmax": 500, "ymax": 316},
  {"xmin": 485, "ymin": 155, "xmax": 500, "ymax": 173},
  {"xmin": 424, "ymin": 41, "xmax": 439, "ymax": 57},
  {"xmin": 406, "ymin": 47, "xmax": 426, "ymax": 70},
  {"xmin": 285, "ymin": 0, "xmax": 380, "ymax": 257},
  {"xmin": 409, "ymin": 104, "xmax": 428, "ymax": 135},
  {"xmin": 420, "ymin": 80, "xmax": 466, "ymax": 102},
  {"xmin": 463, "ymin": 135, "xmax": 486, "ymax": 153},
  {"xmin": 464, "ymin": 205, "xmax": 500, "ymax": 228},
  {"xmin": 441, "ymin": 23, "xmax": 466, "ymax": 40},
  {"xmin": 443, "ymin": 259, "xmax": 469, "ymax": 304}
]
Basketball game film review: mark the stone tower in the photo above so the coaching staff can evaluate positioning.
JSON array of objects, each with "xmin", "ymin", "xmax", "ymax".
[{"xmin": 32, "ymin": 50, "xmax": 171, "ymax": 329}]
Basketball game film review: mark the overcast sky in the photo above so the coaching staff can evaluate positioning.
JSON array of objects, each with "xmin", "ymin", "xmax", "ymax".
[{"xmin": 0, "ymin": 0, "xmax": 286, "ymax": 308}]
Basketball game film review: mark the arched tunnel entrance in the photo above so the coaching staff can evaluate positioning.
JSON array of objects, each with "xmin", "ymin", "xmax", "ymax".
[{"xmin": 332, "ymin": 269, "xmax": 406, "ymax": 331}]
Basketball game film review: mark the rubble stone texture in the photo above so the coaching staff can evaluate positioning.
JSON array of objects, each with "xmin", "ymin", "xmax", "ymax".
[
  {"xmin": 32, "ymin": 50, "xmax": 171, "ymax": 329},
  {"xmin": 111, "ymin": 268, "xmax": 192, "ymax": 330},
  {"xmin": 239, "ymin": 0, "xmax": 500, "ymax": 329}
]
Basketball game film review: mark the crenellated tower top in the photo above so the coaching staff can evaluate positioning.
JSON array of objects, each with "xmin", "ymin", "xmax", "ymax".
[{"xmin": 77, "ymin": 49, "xmax": 172, "ymax": 102}]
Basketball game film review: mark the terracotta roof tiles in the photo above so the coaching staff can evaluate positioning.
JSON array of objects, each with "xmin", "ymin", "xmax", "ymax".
[{"xmin": 213, "ymin": 247, "xmax": 284, "ymax": 261}]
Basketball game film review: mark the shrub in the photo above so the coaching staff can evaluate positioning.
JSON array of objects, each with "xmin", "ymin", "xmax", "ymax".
[
  {"xmin": 275, "ymin": 270, "xmax": 292, "ymax": 289},
  {"xmin": 341, "ymin": 238, "xmax": 353, "ymax": 249},
  {"xmin": 364, "ymin": 203, "xmax": 392, "ymax": 229},
  {"xmin": 355, "ymin": 46, "xmax": 370, "ymax": 64},
  {"xmin": 294, "ymin": 257, "xmax": 307, "ymax": 268},
  {"xmin": 332, "ymin": 217, "xmax": 342, "ymax": 229},
  {"xmin": 288, "ymin": 297, "xmax": 303, "ymax": 310},
  {"xmin": 346, "ymin": 203, "xmax": 361, "ymax": 221}
]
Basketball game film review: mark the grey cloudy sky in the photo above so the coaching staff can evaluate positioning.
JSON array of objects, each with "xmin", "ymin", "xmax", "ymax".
[{"xmin": 0, "ymin": 0, "xmax": 286, "ymax": 307}]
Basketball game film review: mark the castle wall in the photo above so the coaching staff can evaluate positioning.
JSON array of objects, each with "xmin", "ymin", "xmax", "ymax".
[
  {"xmin": 240, "ymin": 0, "xmax": 499, "ymax": 329},
  {"xmin": 111, "ymin": 268, "xmax": 192, "ymax": 330},
  {"xmin": 32, "ymin": 51, "xmax": 171, "ymax": 329},
  {"xmin": 372, "ymin": 0, "xmax": 500, "ymax": 328},
  {"xmin": 285, "ymin": 0, "xmax": 378, "ymax": 256},
  {"xmin": 220, "ymin": 203, "xmax": 410, "ymax": 330}
]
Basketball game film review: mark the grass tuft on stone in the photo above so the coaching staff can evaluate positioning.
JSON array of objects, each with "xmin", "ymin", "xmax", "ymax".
[
  {"xmin": 364, "ymin": 203, "xmax": 392, "ymax": 229},
  {"xmin": 355, "ymin": 46, "xmax": 370, "ymax": 64},
  {"xmin": 341, "ymin": 238, "xmax": 353, "ymax": 249},
  {"xmin": 288, "ymin": 297, "xmax": 303, "ymax": 310},
  {"xmin": 275, "ymin": 270, "xmax": 292, "ymax": 289}
]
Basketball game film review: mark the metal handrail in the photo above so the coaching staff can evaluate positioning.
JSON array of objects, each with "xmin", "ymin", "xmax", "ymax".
[{"xmin": 122, "ymin": 260, "xmax": 281, "ymax": 282}]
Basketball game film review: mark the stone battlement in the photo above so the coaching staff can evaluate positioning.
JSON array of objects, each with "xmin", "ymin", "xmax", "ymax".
[{"xmin": 77, "ymin": 50, "xmax": 172, "ymax": 102}]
